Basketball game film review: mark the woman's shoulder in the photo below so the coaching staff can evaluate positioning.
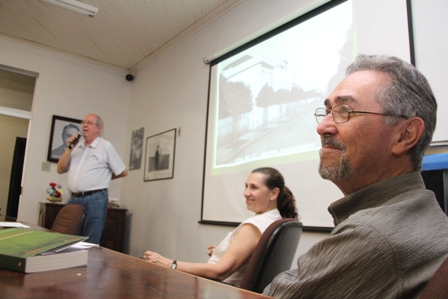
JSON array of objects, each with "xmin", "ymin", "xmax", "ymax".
[{"xmin": 242, "ymin": 209, "xmax": 282, "ymax": 233}]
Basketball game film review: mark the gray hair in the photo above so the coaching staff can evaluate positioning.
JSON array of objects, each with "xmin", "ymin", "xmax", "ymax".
[
  {"xmin": 95, "ymin": 114, "xmax": 104, "ymax": 135},
  {"xmin": 346, "ymin": 54, "xmax": 437, "ymax": 170}
]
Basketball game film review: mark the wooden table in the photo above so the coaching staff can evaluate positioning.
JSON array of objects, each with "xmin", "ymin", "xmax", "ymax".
[{"xmin": 0, "ymin": 246, "xmax": 273, "ymax": 299}]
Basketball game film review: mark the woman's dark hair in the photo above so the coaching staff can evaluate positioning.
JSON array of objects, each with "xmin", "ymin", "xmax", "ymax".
[{"xmin": 252, "ymin": 167, "xmax": 298, "ymax": 219}]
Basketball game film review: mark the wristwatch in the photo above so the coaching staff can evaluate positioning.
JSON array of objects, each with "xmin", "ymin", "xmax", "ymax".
[{"xmin": 171, "ymin": 260, "xmax": 177, "ymax": 270}]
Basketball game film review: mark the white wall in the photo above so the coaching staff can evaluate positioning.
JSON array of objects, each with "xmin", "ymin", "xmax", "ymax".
[
  {"xmin": 0, "ymin": 37, "xmax": 131, "ymax": 225},
  {"xmin": 122, "ymin": 0, "xmax": 331, "ymax": 262}
]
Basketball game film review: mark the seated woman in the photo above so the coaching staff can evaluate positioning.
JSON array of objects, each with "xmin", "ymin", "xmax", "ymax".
[{"xmin": 143, "ymin": 167, "xmax": 298, "ymax": 286}]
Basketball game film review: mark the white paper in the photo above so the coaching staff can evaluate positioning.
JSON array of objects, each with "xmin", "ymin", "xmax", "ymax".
[
  {"xmin": 70, "ymin": 241, "xmax": 99, "ymax": 249},
  {"xmin": 0, "ymin": 222, "xmax": 30, "ymax": 228}
]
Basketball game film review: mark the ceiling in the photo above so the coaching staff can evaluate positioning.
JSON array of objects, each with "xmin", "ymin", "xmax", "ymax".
[{"xmin": 0, "ymin": 0, "xmax": 244, "ymax": 74}]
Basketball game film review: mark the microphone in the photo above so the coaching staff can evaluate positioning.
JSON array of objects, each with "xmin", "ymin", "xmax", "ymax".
[{"xmin": 68, "ymin": 133, "xmax": 82, "ymax": 149}]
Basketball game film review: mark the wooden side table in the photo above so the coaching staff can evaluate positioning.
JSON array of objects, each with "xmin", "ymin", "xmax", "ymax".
[{"xmin": 38, "ymin": 202, "xmax": 128, "ymax": 252}]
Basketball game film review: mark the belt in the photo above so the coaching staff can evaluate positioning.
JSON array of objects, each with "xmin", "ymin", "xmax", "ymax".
[{"xmin": 70, "ymin": 189, "xmax": 106, "ymax": 197}]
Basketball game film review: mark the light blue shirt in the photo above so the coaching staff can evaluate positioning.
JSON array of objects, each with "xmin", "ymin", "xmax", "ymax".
[{"xmin": 67, "ymin": 137, "xmax": 125, "ymax": 192}]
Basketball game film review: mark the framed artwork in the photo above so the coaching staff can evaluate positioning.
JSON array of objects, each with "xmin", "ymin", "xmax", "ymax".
[
  {"xmin": 129, "ymin": 127, "xmax": 144, "ymax": 170},
  {"xmin": 144, "ymin": 128, "xmax": 176, "ymax": 181},
  {"xmin": 47, "ymin": 115, "xmax": 82, "ymax": 163}
]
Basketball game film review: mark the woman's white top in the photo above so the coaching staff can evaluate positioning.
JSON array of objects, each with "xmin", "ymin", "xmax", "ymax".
[{"xmin": 207, "ymin": 209, "xmax": 282, "ymax": 286}]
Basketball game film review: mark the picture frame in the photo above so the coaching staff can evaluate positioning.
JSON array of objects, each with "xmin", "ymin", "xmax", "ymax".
[
  {"xmin": 47, "ymin": 115, "xmax": 82, "ymax": 163},
  {"xmin": 129, "ymin": 127, "xmax": 144, "ymax": 171},
  {"xmin": 144, "ymin": 128, "xmax": 176, "ymax": 181}
]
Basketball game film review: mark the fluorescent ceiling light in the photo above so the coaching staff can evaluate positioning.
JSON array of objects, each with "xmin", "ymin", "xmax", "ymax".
[{"xmin": 41, "ymin": 0, "xmax": 99, "ymax": 17}]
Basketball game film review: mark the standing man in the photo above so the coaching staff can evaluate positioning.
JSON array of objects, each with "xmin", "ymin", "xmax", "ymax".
[
  {"xmin": 263, "ymin": 55, "xmax": 448, "ymax": 298},
  {"xmin": 57, "ymin": 113, "xmax": 128, "ymax": 244}
]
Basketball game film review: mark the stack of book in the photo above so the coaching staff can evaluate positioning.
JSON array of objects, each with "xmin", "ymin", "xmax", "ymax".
[{"xmin": 0, "ymin": 228, "xmax": 89, "ymax": 273}]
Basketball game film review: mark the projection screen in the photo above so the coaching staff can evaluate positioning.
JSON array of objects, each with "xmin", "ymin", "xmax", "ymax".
[{"xmin": 201, "ymin": 0, "xmax": 411, "ymax": 230}]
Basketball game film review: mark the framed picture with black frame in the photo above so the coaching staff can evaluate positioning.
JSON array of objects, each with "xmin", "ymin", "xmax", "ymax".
[
  {"xmin": 144, "ymin": 128, "xmax": 176, "ymax": 181},
  {"xmin": 47, "ymin": 115, "xmax": 82, "ymax": 163}
]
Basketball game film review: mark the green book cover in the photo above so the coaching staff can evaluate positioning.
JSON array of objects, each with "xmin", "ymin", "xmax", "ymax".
[{"xmin": 0, "ymin": 228, "xmax": 88, "ymax": 273}]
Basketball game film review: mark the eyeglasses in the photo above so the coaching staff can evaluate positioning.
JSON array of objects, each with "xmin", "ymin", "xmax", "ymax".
[
  {"xmin": 314, "ymin": 105, "xmax": 408, "ymax": 124},
  {"xmin": 82, "ymin": 120, "xmax": 96, "ymax": 125}
]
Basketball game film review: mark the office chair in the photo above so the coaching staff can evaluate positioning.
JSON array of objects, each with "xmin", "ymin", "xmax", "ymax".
[
  {"xmin": 239, "ymin": 218, "xmax": 303, "ymax": 293},
  {"xmin": 420, "ymin": 255, "xmax": 448, "ymax": 299},
  {"xmin": 51, "ymin": 204, "xmax": 85, "ymax": 235}
]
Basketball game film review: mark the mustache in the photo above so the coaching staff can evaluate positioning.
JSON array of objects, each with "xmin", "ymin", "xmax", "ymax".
[{"xmin": 321, "ymin": 136, "xmax": 346, "ymax": 150}]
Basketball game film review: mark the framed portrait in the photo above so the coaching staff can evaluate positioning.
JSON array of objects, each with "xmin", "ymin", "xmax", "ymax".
[
  {"xmin": 144, "ymin": 128, "xmax": 176, "ymax": 181},
  {"xmin": 47, "ymin": 115, "xmax": 82, "ymax": 163},
  {"xmin": 129, "ymin": 127, "xmax": 144, "ymax": 171}
]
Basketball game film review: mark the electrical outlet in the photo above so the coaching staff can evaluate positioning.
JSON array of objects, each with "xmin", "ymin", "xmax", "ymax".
[{"xmin": 41, "ymin": 162, "xmax": 51, "ymax": 172}]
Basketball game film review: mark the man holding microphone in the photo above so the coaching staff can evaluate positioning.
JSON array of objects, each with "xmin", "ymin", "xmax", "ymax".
[{"xmin": 57, "ymin": 113, "xmax": 127, "ymax": 244}]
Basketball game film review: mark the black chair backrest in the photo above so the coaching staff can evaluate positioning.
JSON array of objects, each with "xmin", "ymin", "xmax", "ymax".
[
  {"xmin": 51, "ymin": 204, "xmax": 85, "ymax": 235},
  {"xmin": 240, "ymin": 218, "xmax": 303, "ymax": 293},
  {"xmin": 420, "ymin": 255, "xmax": 448, "ymax": 299}
]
